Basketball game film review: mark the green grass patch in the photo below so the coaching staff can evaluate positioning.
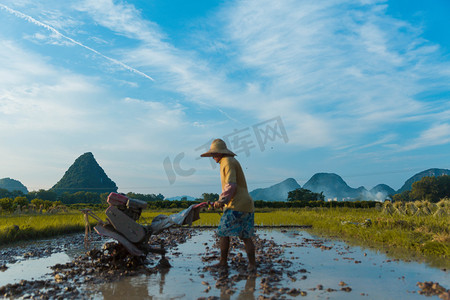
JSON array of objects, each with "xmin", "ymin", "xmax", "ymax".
[{"xmin": 0, "ymin": 211, "xmax": 99, "ymax": 245}]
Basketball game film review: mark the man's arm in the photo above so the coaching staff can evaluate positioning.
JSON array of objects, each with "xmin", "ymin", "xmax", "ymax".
[{"xmin": 214, "ymin": 183, "xmax": 237, "ymax": 208}]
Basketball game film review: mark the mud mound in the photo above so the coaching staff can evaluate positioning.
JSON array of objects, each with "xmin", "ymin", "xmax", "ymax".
[{"xmin": 0, "ymin": 227, "xmax": 194, "ymax": 299}]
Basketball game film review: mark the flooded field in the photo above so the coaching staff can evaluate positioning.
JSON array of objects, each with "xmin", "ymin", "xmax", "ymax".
[{"xmin": 0, "ymin": 228, "xmax": 448, "ymax": 299}]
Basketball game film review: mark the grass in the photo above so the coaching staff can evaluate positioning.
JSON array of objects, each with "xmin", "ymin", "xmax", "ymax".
[
  {"xmin": 1, "ymin": 206, "xmax": 448, "ymax": 268},
  {"xmin": 192, "ymin": 207, "xmax": 449, "ymax": 266},
  {"xmin": 276, "ymin": 208, "xmax": 450, "ymax": 267},
  {"xmin": 0, "ymin": 211, "xmax": 94, "ymax": 245}
]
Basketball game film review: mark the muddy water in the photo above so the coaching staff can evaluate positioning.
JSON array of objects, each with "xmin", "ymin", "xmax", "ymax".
[
  {"xmin": 1, "ymin": 229, "xmax": 449, "ymax": 299},
  {"xmin": 0, "ymin": 234, "xmax": 105, "ymax": 286}
]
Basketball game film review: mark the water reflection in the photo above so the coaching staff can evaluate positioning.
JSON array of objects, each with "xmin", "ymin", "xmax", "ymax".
[
  {"xmin": 235, "ymin": 275, "xmax": 256, "ymax": 300},
  {"xmin": 87, "ymin": 229, "xmax": 448, "ymax": 299},
  {"xmin": 1, "ymin": 229, "xmax": 448, "ymax": 299},
  {"xmin": 98, "ymin": 275, "xmax": 151, "ymax": 299},
  {"xmin": 0, "ymin": 252, "xmax": 71, "ymax": 285},
  {"xmin": 303, "ymin": 228, "xmax": 450, "ymax": 270},
  {"xmin": 92, "ymin": 268, "xmax": 186, "ymax": 300}
]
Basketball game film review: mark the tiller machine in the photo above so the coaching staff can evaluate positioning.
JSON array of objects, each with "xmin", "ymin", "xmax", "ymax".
[{"xmin": 82, "ymin": 192, "xmax": 209, "ymax": 259}]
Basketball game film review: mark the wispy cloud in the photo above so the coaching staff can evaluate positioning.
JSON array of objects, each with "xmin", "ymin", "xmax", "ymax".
[
  {"xmin": 73, "ymin": 0, "xmax": 259, "ymax": 131},
  {"xmin": 0, "ymin": 38, "xmax": 191, "ymax": 190},
  {"xmin": 1, "ymin": 0, "xmax": 449, "ymax": 194},
  {"xmin": 4, "ymin": 0, "xmax": 448, "ymax": 152},
  {"xmin": 0, "ymin": 41, "xmax": 101, "ymax": 132},
  {"xmin": 218, "ymin": 0, "xmax": 450, "ymax": 148},
  {"xmin": 0, "ymin": 2, "xmax": 155, "ymax": 81},
  {"xmin": 75, "ymin": 0, "xmax": 165, "ymax": 44},
  {"xmin": 403, "ymin": 123, "xmax": 450, "ymax": 150},
  {"xmin": 76, "ymin": 0, "xmax": 450, "ymax": 150}
]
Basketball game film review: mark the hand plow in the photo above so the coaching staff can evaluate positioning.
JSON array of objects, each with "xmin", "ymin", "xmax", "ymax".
[{"xmin": 81, "ymin": 192, "xmax": 210, "ymax": 263}]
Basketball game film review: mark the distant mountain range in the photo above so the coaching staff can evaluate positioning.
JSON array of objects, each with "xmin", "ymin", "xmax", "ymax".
[
  {"xmin": 250, "ymin": 178, "xmax": 300, "ymax": 202},
  {"xmin": 0, "ymin": 177, "xmax": 28, "ymax": 194},
  {"xmin": 249, "ymin": 168, "xmax": 450, "ymax": 201},
  {"xmin": 303, "ymin": 173, "xmax": 366, "ymax": 200},
  {"xmin": 166, "ymin": 195, "xmax": 197, "ymax": 201},
  {"xmin": 397, "ymin": 168, "xmax": 450, "ymax": 193},
  {"xmin": 2, "ymin": 152, "xmax": 449, "ymax": 202}
]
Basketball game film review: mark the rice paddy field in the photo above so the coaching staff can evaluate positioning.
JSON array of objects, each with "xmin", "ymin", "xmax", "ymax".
[{"xmin": 1, "ymin": 200, "xmax": 449, "ymax": 268}]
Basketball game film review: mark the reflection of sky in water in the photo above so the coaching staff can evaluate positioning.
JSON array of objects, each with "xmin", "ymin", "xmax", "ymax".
[
  {"xmin": 89, "ymin": 229, "xmax": 449, "ymax": 300},
  {"xmin": 0, "ymin": 252, "xmax": 71, "ymax": 285},
  {"xmin": 0, "ymin": 234, "xmax": 106, "ymax": 286},
  {"xmin": 274, "ymin": 229, "xmax": 449, "ymax": 299},
  {"xmin": 1, "ymin": 230, "xmax": 449, "ymax": 299}
]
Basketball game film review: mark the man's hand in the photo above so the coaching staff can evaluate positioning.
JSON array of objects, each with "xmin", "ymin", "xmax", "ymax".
[{"xmin": 213, "ymin": 201, "xmax": 224, "ymax": 209}]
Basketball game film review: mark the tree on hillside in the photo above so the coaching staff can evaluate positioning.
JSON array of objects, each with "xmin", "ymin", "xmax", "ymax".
[
  {"xmin": 0, "ymin": 188, "xmax": 24, "ymax": 199},
  {"xmin": 392, "ymin": 190, "xmax": 411, "ymax": 202},
  {"xmin": 27, "ymin": 189, "xmax": 57, "ymax": 202},
  {"xmin": 13, "ymin": 196, "xmax": 29, "ymax": 209},
  {"xmin": 410, "ymin": 175, "xmax": 450, "ymax": 202},
  {"xmin": 0, "ymin": 197, "xmax": 13, "ymax": 212},
  {"xmin": 437, "ymin": 175, "xmax": 450, "ymax": 198},
  {"xmin": 31, "ymin": 198, "xmax": 55, "ymax": 210},
  {"xmin": 202, "ymin": 193, "xmax": 219, "ymax": 202},
  {"xmin": 59, "ymin": 191, "xmax": 101, "ymax": 204},
  {"xmin": 126, "ymin": 192, "xmax": 165, "ymax": 202},
  {"xmin": 0, "ymin": 188, "xmax": 11, "ymax": 199},
  {"xmin": 287, "ymin": 188, "xmax": 324, "ymax": 201}
]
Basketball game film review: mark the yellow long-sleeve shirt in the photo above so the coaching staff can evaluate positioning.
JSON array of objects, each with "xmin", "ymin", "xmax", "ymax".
[{"xmin": 219, "ymin": 156, "xmax": 254, "ymax": 213}]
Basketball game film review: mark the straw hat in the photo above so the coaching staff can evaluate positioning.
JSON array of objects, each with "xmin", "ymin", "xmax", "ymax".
[{"xmin": 200, "ymin": 139, "xmax": 236, "ymax": 157}]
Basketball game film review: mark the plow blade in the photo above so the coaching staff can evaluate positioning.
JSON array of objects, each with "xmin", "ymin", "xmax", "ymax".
[{"xmin": 94, "ymin": 224, "xmax": 145, "ymax": 256}]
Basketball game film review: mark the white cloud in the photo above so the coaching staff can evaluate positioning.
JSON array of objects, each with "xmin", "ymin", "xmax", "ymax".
[
  {"xmin": 218, "ymin": 0, "xmax": 450, "ymax": 148},
  {"xmin": 74, "ymin": 0, "xmax": 165, "ymax": 44},
  {"xmin": 1, "ymin": 0, "xmax": 449, "ymax": 194},
  {"xmin": 122, "ymin": 97, "xmax": 186, "ymax": 129},
  {"xmin": 73, "ymin": 0, "xmax": 250, "ymax": 114},
  {"xmin": 0, "ymin": 41, "xmax": 101, "ymax": 131},
  {"xmin": 403, "ymin": 123, "xmax": 450, "ymax": 150},
  {"xmin": 26, "ymin": 31, "xmax": 75, "ymax": 46},
  {"xmin": 0, "ymin": 39, "xmax": 194, "ymax": 192},
  {"xmin": 70, "ymin": 0, "xmax": 450, "ymax": 154}
]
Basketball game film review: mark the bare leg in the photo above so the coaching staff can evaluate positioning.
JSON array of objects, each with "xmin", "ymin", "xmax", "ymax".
[
  {"xmin": 218, "ymin": 236, "xmax": 230, "ymax": 266},
  {"xmin": 242, "ymin": 238, "xmax": 256, "ymax": 270}
]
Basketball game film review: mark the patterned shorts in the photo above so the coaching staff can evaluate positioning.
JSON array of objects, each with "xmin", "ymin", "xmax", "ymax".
[{"xmin": 217, "ymin": 209, "xmax": 255, "ymax": 238}]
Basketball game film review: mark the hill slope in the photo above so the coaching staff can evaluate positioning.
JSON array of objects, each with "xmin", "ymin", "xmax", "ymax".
[
  {"xmin": 51, "ymin": 152, "xmax": 118, "ymax": 195},
  {"xmin": 248, "ymin": 168, "xmax": 448, "ymax": 202},
  {"xmin": 302, "ymin": 173, "xmax": 364, "ymax": 200},
  {"xmin": 250, "ymin": 178, "xmax": 301, "ymax": 201},
  {"xmin": 397, "ymin": 168, "xmax": 450, "ymax": 193},
  {"xmin": 0, "ymin": 177, "xmax": 28, "ymax": 194}
]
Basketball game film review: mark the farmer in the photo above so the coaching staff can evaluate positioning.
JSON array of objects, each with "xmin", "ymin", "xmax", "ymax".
[{"xmin": 201, "ymin": 138, "xmax": 256, "ymax": 271}]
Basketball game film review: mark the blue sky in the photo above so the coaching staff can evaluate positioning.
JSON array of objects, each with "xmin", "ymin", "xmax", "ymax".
[{"xmin": 1, "ymin": 0, "xmax": 449, "ymax": 198}]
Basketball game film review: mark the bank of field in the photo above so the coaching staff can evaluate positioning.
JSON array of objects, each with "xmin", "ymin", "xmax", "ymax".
[
  {"xmin": 0, "ymin": 213, "xmax": 92, "ymax": 244},
  {"xmin": 0, "ymin": 210, "xmax": 170, "ymax": 245},
  {"xmin": 1, "ymin": 204, "xmax": 449, "ymax": 267}
]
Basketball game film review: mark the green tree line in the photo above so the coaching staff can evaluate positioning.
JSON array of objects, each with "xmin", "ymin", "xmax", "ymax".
[
  {"xmin": 0, "ymin": 196, "xmax": 62, "ymax": 213},
  {"xmin": 1, "ymin": 175, "xmax": 448, "ymax": 211},
  {"xmin": 393, "ymin": 175, "xmax": 450, "ymax": 203}
]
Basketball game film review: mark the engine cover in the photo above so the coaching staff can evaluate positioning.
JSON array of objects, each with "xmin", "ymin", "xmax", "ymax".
[{"xmin": 106, "ymin": 206, "xmax": 146, "ymax": 243}]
